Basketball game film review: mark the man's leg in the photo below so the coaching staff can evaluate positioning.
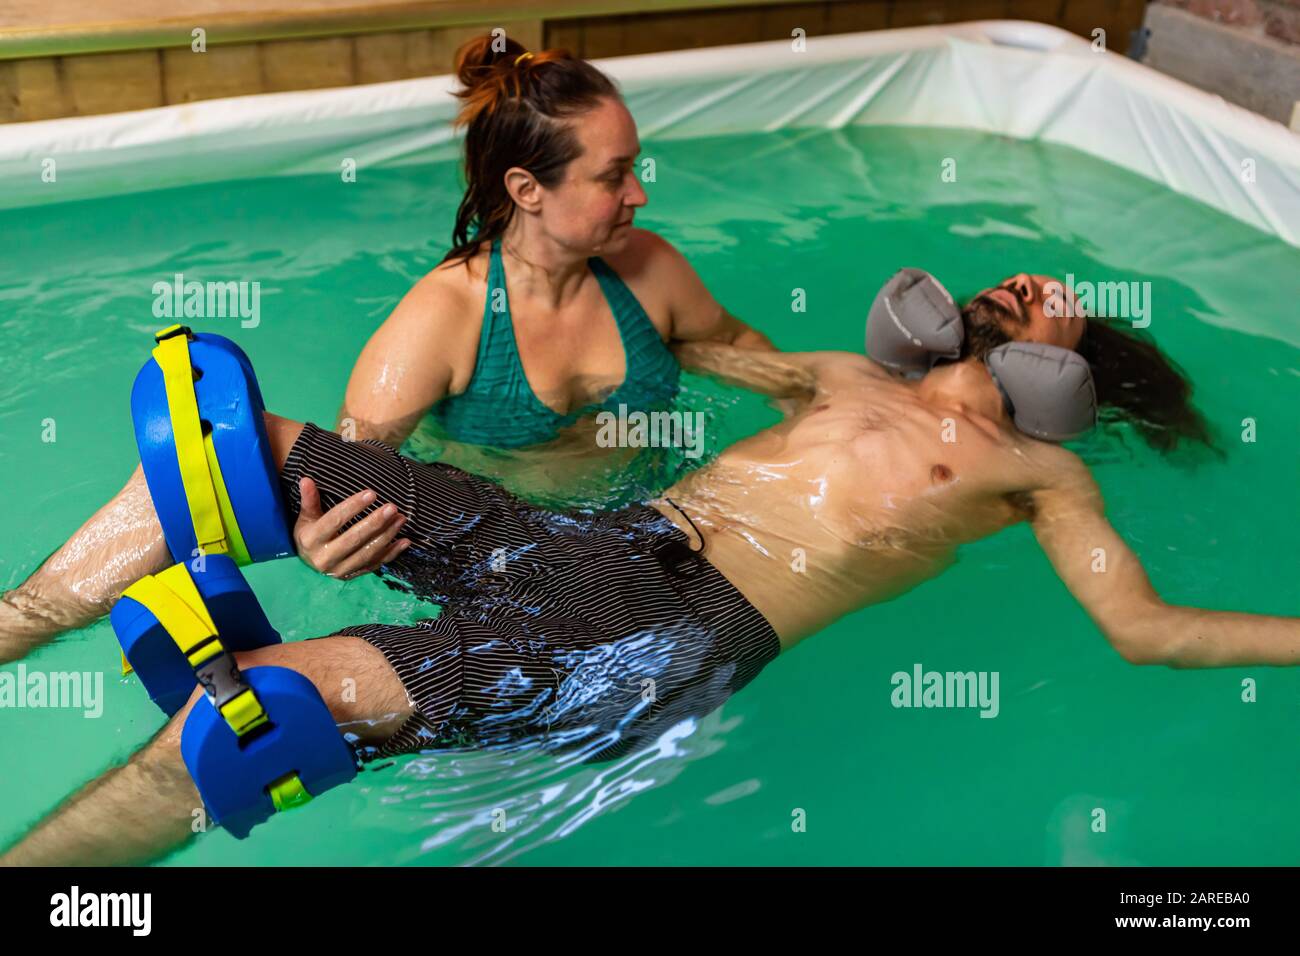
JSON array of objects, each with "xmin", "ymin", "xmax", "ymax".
[
  {"xmin": 0, "ymin": 633, "xmax": 411, "ymax": 866},
  {"xmin": 0, "ymin": 414, "xmax": 307, "ymax": 663},
  {"xmin": 0, "ymin": 463, "xmax": 169, "ymax": 663}
]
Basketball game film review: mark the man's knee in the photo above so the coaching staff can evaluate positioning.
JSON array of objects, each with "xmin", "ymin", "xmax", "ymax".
[
  {"xmin": 172, "ymin": 635, "xmax": 412, "ymax": 750},
  {"xmin": 262, "ymin": 412, "xmax": 306, "ymax": 471}
]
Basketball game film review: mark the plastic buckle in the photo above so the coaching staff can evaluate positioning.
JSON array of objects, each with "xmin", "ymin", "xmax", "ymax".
[
  {"xmin": 154, "ymin": 324, "xmax": 194, "ymax": 344},
  {"xmin": 194, "ymin": 651, "xmax": 248, "ymax": 711},
  {"xmin": 267, "ymin": 773, "xmax": 313, "ymax": 812}
]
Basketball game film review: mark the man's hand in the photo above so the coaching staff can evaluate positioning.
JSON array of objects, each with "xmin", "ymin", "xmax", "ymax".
[{"xmin": 293, "ymin": 477, "xmax": 410, "ymax": 580}]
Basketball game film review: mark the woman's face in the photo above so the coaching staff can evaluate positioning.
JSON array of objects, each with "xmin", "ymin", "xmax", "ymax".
[{"xmin": 533, "ymin": 96, "xmax": 647, "ymax": 254}]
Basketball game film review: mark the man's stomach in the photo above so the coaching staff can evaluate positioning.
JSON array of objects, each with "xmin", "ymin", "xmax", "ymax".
[{"xmin": 649, "ymin": 499, "xmax": 953, "ymax": 651}]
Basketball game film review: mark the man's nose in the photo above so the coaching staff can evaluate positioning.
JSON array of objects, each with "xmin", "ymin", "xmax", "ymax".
[{"xmin": 1010, "ymin": 273, "xmax": 1034, "ymax": 302}]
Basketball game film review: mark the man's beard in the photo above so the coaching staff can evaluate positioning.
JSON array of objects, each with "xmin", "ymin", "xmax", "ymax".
[{"xmin": 959, "ymin": 293, "xmax": 1024, "ymax": 359}]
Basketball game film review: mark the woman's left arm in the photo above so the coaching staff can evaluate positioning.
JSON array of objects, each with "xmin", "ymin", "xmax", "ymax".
[{"xmin": 656, "ymin": 236, "xmax": 776, "ymax": 350}]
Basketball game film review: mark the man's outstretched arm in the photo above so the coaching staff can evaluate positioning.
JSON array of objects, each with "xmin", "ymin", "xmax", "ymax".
[
  {"xmin": 0, "ymin": 635, "xmax": 411, "ymax": 866},
  {"xmin": 1029, "ymin": 455, "xmax": 1299, "ymax": 668}
]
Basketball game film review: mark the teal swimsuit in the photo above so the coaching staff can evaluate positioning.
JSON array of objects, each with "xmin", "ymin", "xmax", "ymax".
[{"xmin": 431, "ymin": 238, "xmax": 680, "ymax": 448}]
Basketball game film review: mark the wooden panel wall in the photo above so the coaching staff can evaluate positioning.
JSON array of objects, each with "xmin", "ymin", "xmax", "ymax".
[{"xmin": 0, "ymin": 1, "xmax": 1152, "ymax": 123}]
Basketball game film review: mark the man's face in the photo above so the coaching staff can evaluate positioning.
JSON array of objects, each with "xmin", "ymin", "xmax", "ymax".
[{"xmin": 967, "ymin": 273, "xmax": 1086, "ymax": 350}]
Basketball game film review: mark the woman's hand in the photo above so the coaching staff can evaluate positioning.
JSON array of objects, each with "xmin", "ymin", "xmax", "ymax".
[{"xmin": 293, "ymin": 477, "xmax": 411, "ymax": 580}]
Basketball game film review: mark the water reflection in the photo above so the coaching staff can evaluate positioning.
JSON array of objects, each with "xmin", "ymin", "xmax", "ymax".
[{"xmin": 363, "ymin": 706, "xmax": 742, "ymax": 865}]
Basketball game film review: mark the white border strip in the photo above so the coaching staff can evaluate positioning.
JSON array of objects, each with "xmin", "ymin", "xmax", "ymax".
[{"xmin": 1, "ymin": 21, "xmax": 1298, "ymax": 245}]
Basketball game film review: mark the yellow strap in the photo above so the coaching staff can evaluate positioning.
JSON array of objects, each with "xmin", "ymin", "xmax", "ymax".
[
  {"xmin": 153, "ymin": 563, "xmax": 217, "ymax": 630},
  {"xmin": 152, "ymin": 329, "xmax": 229, "ymax": 557},
  {"xmin": 220, "ymin": 687, "xmax": 269, "ymax": 737},
  {"xmin": 122, "ymin": 568, "xmax": 223, "ymax": 668},
  {"xmin": 122, "ymin": 558, "xmax": 270, "ymax": 739},
  {"xmin": 204, "ymin": 432, "xmax": 252, "ymax": 566},
  {"xmin": 154, "ymin": 563, "xmax": 227, "ymax": 666}
]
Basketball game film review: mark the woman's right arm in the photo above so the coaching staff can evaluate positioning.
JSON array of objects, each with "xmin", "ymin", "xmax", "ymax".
[
  {"xmin": 671, "ymin": 341, "xmax": 858, "ymax": 401},
  {"xmin": 296, "ymin": 274, "xmax": 473, "ymax": 580},
  {"xmin": 336, "ymin": 273, "xmax": 470, "ymax": 448}
]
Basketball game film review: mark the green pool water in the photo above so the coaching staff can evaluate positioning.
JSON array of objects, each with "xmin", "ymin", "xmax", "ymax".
[{"xmin": 1, "ymin": 125, "xmax": 1297, "ymax": 866}]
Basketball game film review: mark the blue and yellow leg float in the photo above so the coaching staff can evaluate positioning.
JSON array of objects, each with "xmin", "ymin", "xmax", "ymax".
[
  {"xmin": 112, "ymin": 555, "xmax": 357, "ymax": 839},
  {"xmin": 115, "ymin": 327, "xmax": 355, "ymax": 838},
  {"xmin": 112, "ymin": 554, "xmax": 281, "ymax": 714},
  {"xmin": 132, "ymin": 324, "xmax": 294, "ymax": 566}
]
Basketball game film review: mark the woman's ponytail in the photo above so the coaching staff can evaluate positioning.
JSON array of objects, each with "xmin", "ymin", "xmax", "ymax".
[{"xmin": 442, "ymin": 34, "xmax": 620, "ymax": 268}]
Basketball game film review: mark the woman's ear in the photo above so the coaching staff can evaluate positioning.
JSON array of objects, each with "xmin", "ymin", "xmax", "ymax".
[{"xmin": 503, "ymin": 166, "xmax": 542, "ymax": 213}]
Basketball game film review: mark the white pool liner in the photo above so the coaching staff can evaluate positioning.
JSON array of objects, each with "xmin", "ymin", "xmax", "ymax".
[{"xmin": 1, "ymin": 20, "xmax": 1297, "ymax": 245}]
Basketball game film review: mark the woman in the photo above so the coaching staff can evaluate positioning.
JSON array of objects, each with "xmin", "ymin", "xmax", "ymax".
[
  {"xmin": 299, "ymin": 35, "xmax": 773, "ymax": 576},
  {"xmin": 338, "ymin": 36, "xmax": 771, "ymax": 446}
]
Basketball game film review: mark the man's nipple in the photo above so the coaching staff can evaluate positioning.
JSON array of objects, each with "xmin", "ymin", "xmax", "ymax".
[{"xmin": 930, "ymin": 463, "xmax": 954, "ymax": 484}]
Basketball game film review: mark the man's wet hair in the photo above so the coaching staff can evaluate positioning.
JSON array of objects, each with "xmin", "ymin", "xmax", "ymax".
[{"xmin": 959, "ymin": 296, "xmax": 1217, "ymax": 456}]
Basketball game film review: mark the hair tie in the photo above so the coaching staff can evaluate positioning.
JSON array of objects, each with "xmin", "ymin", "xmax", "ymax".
[{"xmin": 514, "ymin": 51, "xmax": 534, "ymax": 67}]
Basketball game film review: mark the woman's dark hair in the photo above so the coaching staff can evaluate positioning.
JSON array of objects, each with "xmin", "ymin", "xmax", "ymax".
[
  {"xmin": 960, "ymin": 298, "xmax": 1217, "ymax": 455},
  {"xmin": 442, "ymin": 35, "xmax": 619, "ymax": 268}
]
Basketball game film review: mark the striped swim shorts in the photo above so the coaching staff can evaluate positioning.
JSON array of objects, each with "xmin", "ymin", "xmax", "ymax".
[{"xmin": 278, "ymin": 423, "xmax": 781, "ymax": 763}]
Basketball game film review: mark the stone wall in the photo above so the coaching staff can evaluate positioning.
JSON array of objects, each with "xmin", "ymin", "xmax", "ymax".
[{"xmin": 1155, "ymin": 0, "xmax": 1300, "ymax": 43}]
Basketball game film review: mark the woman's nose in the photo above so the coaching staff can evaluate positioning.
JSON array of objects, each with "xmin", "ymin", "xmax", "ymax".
[{"xmin": 627, "ymin": 171, "xmax": 648, "ymax": 207}]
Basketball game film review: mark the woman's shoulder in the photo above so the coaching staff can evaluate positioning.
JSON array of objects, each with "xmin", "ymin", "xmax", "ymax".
[
  {"xmin": 367, "ymin": 244, "xmax": 491, "ymax": 394},
  {"xmin": 425, "ymin": 240, "xmax": 492, "ymax": 306},
  {"xmin": 599, "ymin": 227, "xmax": 685, "ymax": 337},
  {"xmin": 601, "ymin": 226, "xmax": 678, "ymax": 277},
  {"xmin": 386, "ymin": 243, "xmax": 491, "ymax": 335},
  {"xmin": 602, "ymin": 227, "xmax": 709, "ymax": 304}
]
